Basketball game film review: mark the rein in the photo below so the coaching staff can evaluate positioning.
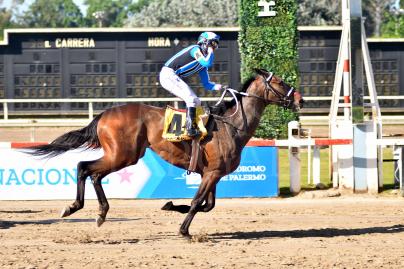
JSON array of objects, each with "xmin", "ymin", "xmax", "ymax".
[{"xmin": 212, "ymin": 72, "xmax": 295, "ymax": 120}]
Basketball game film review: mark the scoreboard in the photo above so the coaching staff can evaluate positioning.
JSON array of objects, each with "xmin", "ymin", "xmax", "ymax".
[
  {"xmin": 0, "ymin": 27, "xmax": 403, "ymax": 115},
  {"xmin": 298, "ymin": 27, "xmax": 403, "ymax": 111},
  {"xmin": 0, "ymin": 28, "xmax": 240, "ymax": 113}
]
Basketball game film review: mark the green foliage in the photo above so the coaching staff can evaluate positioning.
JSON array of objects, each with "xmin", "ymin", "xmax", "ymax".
[
  {"xmin": 84, "ymin": 0, "xmax": 132, "ymax": 27},
  {"xmin": 239, "ymin": 0, "xmax": 298, "ymax": 139},
  {"xmin": 128, "ymin": 0, "xmax": 153, "ymax": 14},
  {"xmin": 125, "ymin": 0, "xmax": 238, "ymax": 27},
  {"xmin": 254, "ymin": 106, "xmax": 297, "ymax": 139},
  {"xmin": 19, "ymin": 0, "xmax": 83, "ymax": 27},
  {"xmin": 297, "ymin": 0, "xmax": 340, "ymax": 26},
  {"xmin": 362, "ymin": 0, "xmax": 396, "ymax": 37},
  {"xmin": 380, "ymin": 11, "xmax": 404, "ymax": 37},
  {"xmin": 0, "ymin": 0, "xmax": 25, "ymax": 39},
  {"xmin": 0, "ymin": 7, "xmax": 13, "ymax": 38}
]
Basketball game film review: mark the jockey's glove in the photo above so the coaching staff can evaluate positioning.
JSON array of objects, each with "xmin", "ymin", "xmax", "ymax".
[{"xmin": 213, "ymin": 84, "xmax": 223, "ymax": 91}]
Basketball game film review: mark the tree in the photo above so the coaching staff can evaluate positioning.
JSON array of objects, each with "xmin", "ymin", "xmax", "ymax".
[
  {"xmin": 297, "ymin": 0, "xmax": 341, "ymax": 26},
  {"xmin": 0, "ymin": 0, "xmax": 24, "ymax": 38},
  {"xmin": 362, "ymin": 0, "xmax": 395, "ymax": 37},
  {"xmin": 84, "ymin": 0, "xmax": 133, "ymax": 27},
  {"xmin": 380, "ymin": 3, "xmax": 404, "ymax": 37},
  {"xmin": 125, "ymin": 0, "xmax": 238, "ymax": 27},
  {"xmin": 128, "ymin": 0, "xmax": 153, "ymax": 14},
  {"xmin": 0, "ymin": 5, "xmax": 12, "ymax": 28},
  {"xmin": 18, "ymin": 0, "xmax": 83, "ymax": 27}
]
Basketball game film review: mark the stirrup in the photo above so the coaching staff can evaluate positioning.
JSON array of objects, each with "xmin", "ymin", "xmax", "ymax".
[{"xmin": 186, "ymin": 127, "xmax": 200, "ymax": 137}]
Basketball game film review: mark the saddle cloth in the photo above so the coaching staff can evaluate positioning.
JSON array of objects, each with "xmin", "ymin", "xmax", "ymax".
[{"xmin": 162, "ymin": 106, "xmax": 209, "ymax": 142}]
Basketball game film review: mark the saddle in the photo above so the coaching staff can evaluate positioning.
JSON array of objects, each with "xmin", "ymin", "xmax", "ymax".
[
  {"xmin": 162, "ymin": 104, "xmax": 229, "ymax": 173},
  {"xmin": 162, "ymin": 106, "xmax": 209, "ymax": 142},
  {"xmin": 162, "ymin": 106, "xmax": 212, "ymax": 174}
]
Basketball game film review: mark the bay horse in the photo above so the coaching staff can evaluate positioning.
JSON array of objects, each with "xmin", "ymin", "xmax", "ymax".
[{"xmin": 25, "ymin": 69, "xmax": 303, "ymax": 236}]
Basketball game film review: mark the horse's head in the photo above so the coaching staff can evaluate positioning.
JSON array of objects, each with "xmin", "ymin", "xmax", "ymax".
[{"xmin": 252, "ymin": 68, "xmax": 304, "ymax": 112}]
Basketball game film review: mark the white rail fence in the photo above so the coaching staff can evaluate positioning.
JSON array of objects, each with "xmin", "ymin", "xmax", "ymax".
[
  {"xmin": 1, "ymin": 97, "xmax": 220, "ymax": 122},
  {"xmin": 1, "ymin": 95, "xmax": 404, "ymax": 125}
]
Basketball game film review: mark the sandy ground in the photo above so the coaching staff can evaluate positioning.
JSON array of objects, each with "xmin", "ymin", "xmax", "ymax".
[{"xmin": 1, "ymin": 194, "xmax": 404, "ymax": 269}]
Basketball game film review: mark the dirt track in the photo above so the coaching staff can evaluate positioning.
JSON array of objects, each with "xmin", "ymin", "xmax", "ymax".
[{"xmin": 1, "ymin": 195, "xmax": 404, "ymax": 269}]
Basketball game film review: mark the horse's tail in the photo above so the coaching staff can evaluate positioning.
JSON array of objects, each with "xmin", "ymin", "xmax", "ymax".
[{"xmin": 25, "ymin": 113, "xmax": 103, "ymax": 158}]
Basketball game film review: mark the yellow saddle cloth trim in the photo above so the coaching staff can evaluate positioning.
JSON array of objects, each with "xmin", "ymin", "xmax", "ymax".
[{"xmin": 162, "ymin": 106, "xmax": 208, "ymax": 142}]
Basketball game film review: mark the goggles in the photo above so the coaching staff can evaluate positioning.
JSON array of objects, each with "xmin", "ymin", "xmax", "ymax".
[{"xmin": 208, "ymin": 40, "xmax": 219, "ymax": 49}]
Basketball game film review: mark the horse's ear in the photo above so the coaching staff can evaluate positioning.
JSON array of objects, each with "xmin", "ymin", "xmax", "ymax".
[{"xmin": 254, "ymin": 68, "xmax": 269, "ymax": 77}]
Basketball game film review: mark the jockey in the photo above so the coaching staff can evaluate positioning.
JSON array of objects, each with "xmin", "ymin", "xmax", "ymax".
[{"xmin": 159, "ymin": 31, "xmax": 222, "ymax": 137}]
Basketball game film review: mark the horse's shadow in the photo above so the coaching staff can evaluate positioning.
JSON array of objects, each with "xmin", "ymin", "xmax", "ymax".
[
  {"xmin": 0, "ymin": 210, "xmax": 43, "ymax": 214},
  {"xmin": 210, "ymin": 224, "xmax": 404, "ymax": 240},
  {"xmin": 0, "ymin": 217, "xmax": 139, "ymax": 229}
]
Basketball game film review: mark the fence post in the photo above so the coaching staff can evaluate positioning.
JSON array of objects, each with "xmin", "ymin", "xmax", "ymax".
[
  {"xmin": 3, "ymin": 102, "xmax": 8, "ymax": 120},
  {"xmin": 288, "ymin": 121, "xmax": 301, "ymax": 194},
  {"xmin": 313, "ymin": 146, "xmax": 321, "ymax": 186},
  {"xmin": 393, "ymin": 145, "xmax": 404, "ymax": 196},
  {"xmin": 88, "ymin": 102, "xmax": 94, "ymax": 120}
]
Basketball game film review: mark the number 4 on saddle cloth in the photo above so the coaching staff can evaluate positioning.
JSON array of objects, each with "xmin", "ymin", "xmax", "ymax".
[{"xmin": 162, "ymin": 106, "xmax": 209, "ymax": 142}]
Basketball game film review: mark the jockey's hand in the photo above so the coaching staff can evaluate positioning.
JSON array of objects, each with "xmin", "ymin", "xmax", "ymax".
[
  {"xmin": 213, "ymin": 84, "xmax": 222, "ymax": 91},
  {"xmin": 221, "ymin": 85, "xmax": 230, "ymax": 91}
]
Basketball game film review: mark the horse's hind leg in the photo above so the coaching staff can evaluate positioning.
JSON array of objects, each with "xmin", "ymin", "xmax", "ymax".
[
  {"xmin": 161, "ymin": 185, "xmax": 216, "ymax": 214},
  {"xmin": 60, "ymin": 156, "xmax": 124, "ymax": 225},
  {"xmin": 61, "ymin": 160, "xmax": 93, "ymax": 218},
  {"xmin": 91, "ymin": 172, "xmax": 110, "ymax": 227},
  {"xmin": 60, "ymin": 159, "xmax": 113, "ymax": 224},
  {"xmin": 89, "ymin": 150, "xmax": 145, "ymax": 226}
]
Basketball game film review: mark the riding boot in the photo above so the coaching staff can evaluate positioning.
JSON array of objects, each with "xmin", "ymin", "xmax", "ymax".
[{"xmin": 185, "ymin": 107, "xmax": 200, "ymax": 137}]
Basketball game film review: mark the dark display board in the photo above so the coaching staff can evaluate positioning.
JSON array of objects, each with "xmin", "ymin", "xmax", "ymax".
[
  {"xmin": 298, "ymin": 28, "xmax": 403, "ymax": 111},
  {"xmin": 0, "ymin": 28, "xmax": 403, "ymax": 114},
  {"xmin": 0, "ymin": 29, "xmax": 239, "ymax": 112}
]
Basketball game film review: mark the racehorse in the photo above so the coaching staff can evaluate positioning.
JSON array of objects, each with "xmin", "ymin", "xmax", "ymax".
[{"xmin": 25, "ymin": 69, "xmax": 303, "ymax": 236}]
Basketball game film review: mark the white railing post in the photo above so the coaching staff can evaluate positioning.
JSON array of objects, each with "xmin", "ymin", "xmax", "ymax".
[
  {"xmin": 88, "ymin": 102, "xmax": 94, "ymax": 120},
  {"xmin": 302, "ymin": 128, "xmax": 312, "ymax": 184},
  {"xmin": 288, "ymin": 121, "xmax": 301, "ymax": 194},
  {"xmin": 30, "ymin": 127, "xmax": 35, "ymax": 142},
  {"xmin": 313, "ymin": 146, "xmax": 321, "ymax": 186},
  {"xmin": 3, "ymin": 101, "xmax": 8, "ymax": 120}
]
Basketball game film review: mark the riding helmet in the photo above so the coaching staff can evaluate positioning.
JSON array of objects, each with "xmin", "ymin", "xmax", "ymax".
[{"xmin": 197, "ymin": 32, "xmax": 220, "ymax": 50}]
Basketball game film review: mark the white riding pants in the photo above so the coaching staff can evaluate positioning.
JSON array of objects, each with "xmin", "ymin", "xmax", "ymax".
[{"xmin": 159, "ymin": 66, "xmax": 201, "ymax": 107}]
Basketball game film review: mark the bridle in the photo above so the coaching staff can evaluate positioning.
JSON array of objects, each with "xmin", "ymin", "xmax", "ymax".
[{"xmin": 249, "ymin": 71, "xmax": 296, "ymax": 109}]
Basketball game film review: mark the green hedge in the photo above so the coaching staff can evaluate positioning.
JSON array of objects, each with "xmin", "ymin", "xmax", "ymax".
[{"xmin": 239, "ymin": 0, "xmax": 299, "ymax": 139}]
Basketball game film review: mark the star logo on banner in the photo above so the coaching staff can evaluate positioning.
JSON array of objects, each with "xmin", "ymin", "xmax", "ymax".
[{"xmin": 117, "ymin": 169, "xmax": 133, "ymax": 184}]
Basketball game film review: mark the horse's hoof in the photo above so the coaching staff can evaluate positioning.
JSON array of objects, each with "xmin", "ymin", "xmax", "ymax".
[
  {"xmin": 179, "ymin": 230, "xmax": 191, "ymax": 238},
  {"xmin": 161, "ymin": 201, "xmax": 173, "ymax": 211},
  {"xmin": 60, "ymin": 206, "xmax": 71, "ymax": 218},
  {"xmin": 96, "ymin": 216, "xmax": 105, "ymax": 227}
]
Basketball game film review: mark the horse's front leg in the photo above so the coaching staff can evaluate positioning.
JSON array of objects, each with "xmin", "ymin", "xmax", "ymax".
[
  {"xmin": 200, "ymin": 185, "xmax": 216, "ymax": 212},
  {"xmin": 179, "ymin": 176, "xmax": 217, "ymax": 236}
]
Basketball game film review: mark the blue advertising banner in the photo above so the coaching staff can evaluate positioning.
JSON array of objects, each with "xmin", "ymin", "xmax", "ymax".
[
  {"xmin": 0, "ymin": 146, "xmax": 278, "ymax": 200},
  {"xmin": 138, "ymin": 147, "xmax": 279, "ymax": 198}
]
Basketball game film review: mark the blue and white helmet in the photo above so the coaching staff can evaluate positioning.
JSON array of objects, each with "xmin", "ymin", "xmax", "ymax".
[{"xmin": 197, "ymin": 31, "xmax": 220, "ymax": 50}]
